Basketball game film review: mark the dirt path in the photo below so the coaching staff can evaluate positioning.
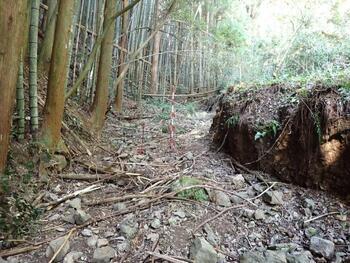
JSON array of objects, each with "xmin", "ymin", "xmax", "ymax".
[{"xmin": 5, "ymin": 107, "xmax": 350, "ymax": 263}]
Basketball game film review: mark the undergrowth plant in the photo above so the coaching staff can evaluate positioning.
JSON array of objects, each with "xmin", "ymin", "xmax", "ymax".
[
  {"xmin": 254, "ymin": 120, "xmax": 280, "ymax": 140},
  {"xmin": 0, "ymin": 160, "xmax": 42, "ymax": 238},
  {"xmin": 226, "ymin": 114, "xmax": 240, "ymax": 127}
]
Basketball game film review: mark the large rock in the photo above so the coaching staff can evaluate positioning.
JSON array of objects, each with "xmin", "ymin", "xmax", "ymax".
[
  {"xmin": 46, "ymin": 236, "xmax": 71, "ymax": 262},
  {"xmin": 310, "ymin": 236, "xmax": 335, "ymax": 259},
  {"xmin": 92, "ymin": 246, "xmax": 116, "ymax": 263},
  {"xmin": 190, "ymin": 237, "xmax": 219, "ymax": 263}
]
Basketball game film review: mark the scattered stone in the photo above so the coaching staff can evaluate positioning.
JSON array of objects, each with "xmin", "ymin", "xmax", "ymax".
[
  {"xmin": 63, "ymin": 251, "xmax": 83, "ymax": 263},
  {"xmin": 62, "ymin": 209, "xmax": 76, "ymax": 224},
  {"xmin": 263, "ymin": 191, "xmax": 284, "ymax": 205},
  {"xmin": 232, "ymin": 174, "xmax": 246, "ymax": 188},
  {"xmin": 335, "ymin": 214, "xmax": 347, "ymax": 222},
  {"xmin": 116, "ymin": 239, "xmax": 130, "ymax": 252},
  {"xmin": 184, "ymin": 152, "xmax": 194, "ymax": 160},
  {"xmin": 253, "ymin": 184, "xmax": 265, "ymax": 193},
  {"xmin": 254, "ymin": 209, "xmax": 266, "ymax": 220},
  {"xmin": 49, "ymin": 214, "xmax": 61, "ymax": 221},
  {"xmin": 146, "ymin": 233, "xmax": 159, "ymax": 243},
  {"xmin": 46, "ymin": 236, "xmax": 71, "ymax": 262},
  {"xmin": 210, "ymin": 190, "xmax": 231, "ymax": 207},
  {"xmin": 150, "ymin": 218, "xmax": 161, "ymax": 229},
  {"xmin": 248, "ymin": 221, "xmax": 256, "ymax": 228},
  {"xmin": 265, "ymin": 250, "xmax": 287, "ymax": 262},
  {"xmin": 56, "ymin": 227, "xmax": 66, "ymax": 232},
  {"xmin": 241, "ymin": 250, "xmax": 288, "ymax": 263},
  {"xmin": 92, "ymin": 246, "xmax": 116, "ymax": 263},
  {"xmin": 310, "ymin": 236, "xmax": 335, "ymax": 259},
  {"xmin": 119, "ymin": 217, "xmax": 139, "ymax": 239},
  {"xmin": 118, "ymin": 153, "xmax": 128, "ymax": 159},
  {"xmin": 286, "ymin": 251, "xmax": 314, "ymax": 263},
  {"xmin": 168, "ymin": 216, "xmax": 178, "ymax": 225},
  {"xmin": 87, "ymin": 235, "xmax": 98, "ymax": 248},
  {"xmin": 81, "ymin": 229, "xmax": 93, "ymax": 237},
  {"xmin": 240, "ymin": 251, "xmax": 265, "ymax": 263},
  {"xmin": 243, "ymin": 209, "xmax": 255, "ymax": 219},
  {"xmin": 112, "ymin": 202, "xmax": 126, "ymax": 211},
  {"xmin": 68, "ymin": 198, "xmax": 81, "ymax": 210},
  {"xmin": 0, "ymin": 257, "xmax": 18, "ymax": 263},
  {"xmin": 303, "ymin": 198, "xmax": 316, "ymax": 210},
  {"xmin": 104, "ymin": 231, "xmax": 114, "ymax": 238},
  {"xmin": 173, "ymin": 210, "xmax": 186, "ymax": 218},
  {"xmin": 304, "ymin": 227, "xmax": 317, "ymax": 238},
  {"xmin": 52, "ymin": 154, "xmax": 68, "ymax": 172},
  {"xmin": 190, "ymin": 237, "xmax": 219, "ymax": 263},
  {"xmin": 204, "ymin": 224, "xmax": 219, "ymax": 246},
  {"xmin": 73, "ymin": 209, "xmax": 91, "ymax": 225},
  {"xmin": 230, "ymin": 192, "xmax": 250, "ymax": 204},
  {"xmin": 97, "ymin": 238, "xmax": 109, "ymax": 248}
]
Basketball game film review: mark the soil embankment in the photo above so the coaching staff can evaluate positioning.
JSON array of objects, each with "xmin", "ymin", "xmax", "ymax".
[{"xmin": 212, "ymin": 84, "xmax": 350, "ymax": 198}]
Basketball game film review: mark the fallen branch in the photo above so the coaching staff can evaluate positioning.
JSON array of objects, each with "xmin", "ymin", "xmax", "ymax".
[
  {"xmin": 58, "ymin": 172, "xmax": 140, "ymax": 181},
  {"xmin": 143, "ymin": 89, "xmax": 219, "ymax": 98},
  {"xmin": 48, "ymin": 229, "xmax": 75, "ymax": 263},
  {"xmin": 146, "ymin": 252, "xmax": 192, "ymax": 263},
  {"xmin": 86, "ymin": 194, "xmax": 153, "ymax": 206},
  {"xmin": 303, "ymin": 211, "xmax": 341, "ymax": 224},
  {"xmin": 38, "ymin": 184, "xmax": 101, "ymax": 210},
  {"xmin": 0, "ymin": 245, "xmax": 42, "ymax": 258}
]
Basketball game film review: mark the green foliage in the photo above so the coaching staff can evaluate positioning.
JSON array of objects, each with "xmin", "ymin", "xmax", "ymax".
[
  {"xmin": 254, "ymin": 120, "xmax": 280, "ymax": 140},
  {"xmin": 215, "ymin": 19, "xmax": 246, "ymax": 49},
  {"xmin": 173, "ymin": 176, "xmax": 208, "ymax": 201},
  {"xmin": 0, "ymin": 166, "xmax": 41, "ymax": 238},
  {"xmin": 226, "ymin": 115, "xmax": 240, "ymax": 127},
  {"xmin": 313, "ymin": 111, "xmax": 322, "ymax": 143},
  {"xmin": 147, "ymin": 99, "xmax": 199, "ymax": 121}
]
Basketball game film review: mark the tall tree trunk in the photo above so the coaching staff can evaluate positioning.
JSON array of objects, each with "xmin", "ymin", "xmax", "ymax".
[
  {"xmin": 29, "ymin": 0, "xmax": 40, "ymax": 136},
  {"xmin": 39, "ymin": 0, "xmax": 58, "ymax": 73},
  {"xmin": 114, "ymin": 0, "xmax": 129, "ymax": 112},
  {"xmin": 40, "ymin": 0, "xmax": 75, "ymax": 152},
  {"xmin": 150, "ymin": 0, "xmax": 161, "ymax": 94},
  {"xmin": 0, "ymin": 0, "xmax": 27, "ymax": 174},
  {"xmin": 90, "ymin": 0, "xmax": 116, "ymax": 132}
]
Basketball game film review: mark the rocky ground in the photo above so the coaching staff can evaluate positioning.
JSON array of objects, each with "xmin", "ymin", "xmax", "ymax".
[{"xmin": 1, "ymin": 101, "xmax": 349, "ymax": 263}]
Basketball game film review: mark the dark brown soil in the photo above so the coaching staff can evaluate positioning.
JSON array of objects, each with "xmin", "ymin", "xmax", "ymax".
[{"xmin": 212, "ymin": 84, "xmax": 350, "ymax": 199}]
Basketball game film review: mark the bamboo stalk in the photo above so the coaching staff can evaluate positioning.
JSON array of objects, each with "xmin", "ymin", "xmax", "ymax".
[{"xmin": 29, "ymin": 0, "xmax": 40, "ymax": 135}]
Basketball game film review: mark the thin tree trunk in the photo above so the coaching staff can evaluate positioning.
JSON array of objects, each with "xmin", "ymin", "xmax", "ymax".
[
  {"xmin": 16, "ymin": 54, "xmax": 25, "ymax": 141},
  {"xmin": 29, "ymin": 0, "xmax": 40, "ymax": 136},
  {"xmin": 150, "ymin": 0, "xmax": 161, "ymax": 94},
  {"xmin": 40, "ymin": 0, "xmax": 75, "ymax": 152},
  {"xmin": 39, "ymin": 0, "xmax": 58, "ymax": 73},
  {"xmin": 0, "ymin": 0, "xmax": 27, "ymax": 174},
  {"xmin": 90, "ymin": 0, "xmax": 116, "ymax": 132},
  {"xmin": 114, "ymin": 0, "xmax": 129, "ymax": 112}
]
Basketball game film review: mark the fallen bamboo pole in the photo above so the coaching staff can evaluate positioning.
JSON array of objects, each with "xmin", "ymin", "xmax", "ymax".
[{"xmin": 143, "ymin": 89, "xmax": 220, "ymax": 98}]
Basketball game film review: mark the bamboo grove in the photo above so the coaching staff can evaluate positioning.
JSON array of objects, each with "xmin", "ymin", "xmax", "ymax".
[{"xmin": 0, "ymin": 0, "xmax": 226, "ymax": 174}]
